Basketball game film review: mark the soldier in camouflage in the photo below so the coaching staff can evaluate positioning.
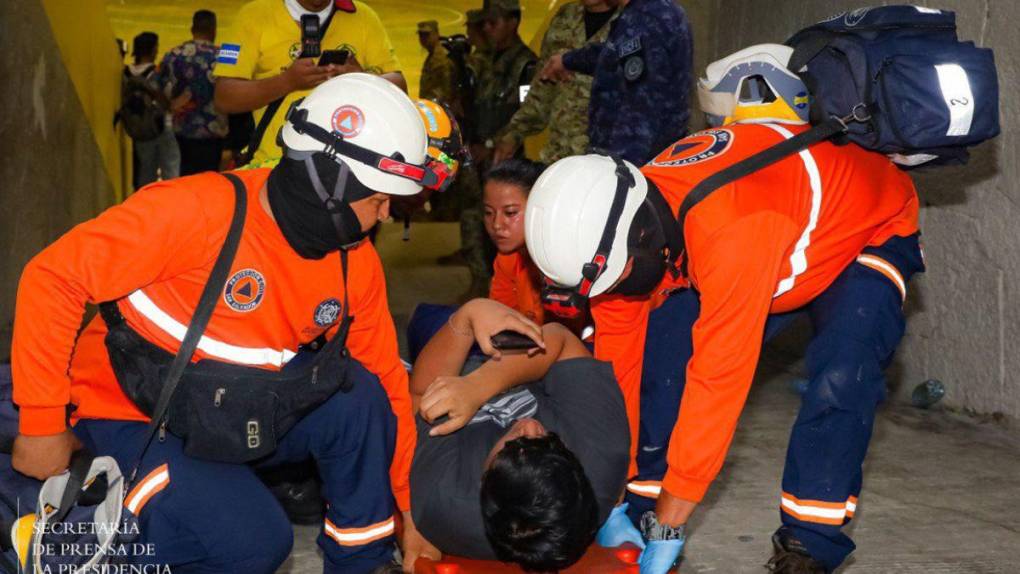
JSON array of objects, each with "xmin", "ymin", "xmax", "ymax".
[
  {"xmin": 541, "ymin": 0, "xmax": 692, "ymax": 165},
  {"xmin": 417, "ymin": 20, "xmax": 457, "ymax": 105},
  {"xmin": 494, "ymin": 0, "xmax": 618, "ymax": 164},
  {"xmin": 434, "ymin": 10, "xmax": 490, "ymax": 287},
  {"xmin": 451, "ymin": 0, "xmax": 537, "ymax": 300},
  {"xmin": 471, "ymin": 0, "xmax": 539, "ymax": 156}
]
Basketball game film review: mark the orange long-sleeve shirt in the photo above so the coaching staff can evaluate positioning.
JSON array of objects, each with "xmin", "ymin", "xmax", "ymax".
[
  {"xmin": 11, "ymin": 169, "xmax": 416, "ymax": 511},
  {"xmin": 489, "ymin": 251, "xmax": 546, "ymax": 325},
  {"xmin": 591, "ymin": 123, "xmax": 918, "ymax": 501}
]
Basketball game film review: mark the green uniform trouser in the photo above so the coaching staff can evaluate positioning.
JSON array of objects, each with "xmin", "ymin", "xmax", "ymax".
[{"xmin": 456, "ymin": 164, "xmax": 491, "ymax": 284}]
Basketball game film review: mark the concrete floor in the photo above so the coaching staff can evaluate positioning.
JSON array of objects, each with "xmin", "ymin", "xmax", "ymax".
[{"xmin": 284, "ymin": 222, "xmax": 1020, "ymax": 573}]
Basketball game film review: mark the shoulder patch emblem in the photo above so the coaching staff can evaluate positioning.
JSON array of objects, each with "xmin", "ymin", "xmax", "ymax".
[
  {"xmin": 224, "ymin": 269, "xmax": 266, "ymax": 312},
  {"xmin": 217, "ymin": 44, "xmax": 241, "ymax": 65},
  {"xmin": 618, "ymin": 36, "xmax": 642, "ymax": 57},
  {"xmin": 313, "ymin": 298, "xmax": 343, "ymax": 327},
  {"xmin": 650, "ymin": 129, "xmax": 733, "ymax": 167}
]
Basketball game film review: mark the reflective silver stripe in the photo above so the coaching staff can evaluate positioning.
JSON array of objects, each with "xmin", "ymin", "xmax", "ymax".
[
  {"xmin": 762, "ymin": 124, "xmax": 823, "ymax": 298},
  {"xmin": 934, "ymin": 63, "xmax": 975, "ymax": 137},
  {"xmin": 126, "ymin": 290, "xmax": 296, "ymax": 367},
  {"xmin": 856, "ymin": 254, "xmax": 907, "ymax": 302}
]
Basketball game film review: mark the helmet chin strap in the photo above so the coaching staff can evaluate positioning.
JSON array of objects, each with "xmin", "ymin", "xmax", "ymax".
[{"xmin": 288, "ymin": 147, "xmax": 368, "ymax": 250}]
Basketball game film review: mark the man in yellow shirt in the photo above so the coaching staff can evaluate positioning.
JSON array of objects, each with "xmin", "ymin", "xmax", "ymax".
[{"xmin": 214, "ymin": 0, "xmax": 405, "ymax": 166}]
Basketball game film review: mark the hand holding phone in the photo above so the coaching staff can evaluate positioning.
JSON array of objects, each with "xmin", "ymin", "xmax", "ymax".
[
  {"xmin": 318, "ymin": 49, "xmax": 350, "ymax": 67},
  {"xmin": 491, "ymin": 330, "xmax": 541, "ymax": 351}
]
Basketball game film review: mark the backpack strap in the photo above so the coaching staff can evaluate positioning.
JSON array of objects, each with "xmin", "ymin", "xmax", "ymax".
[
  {"xmin": 238, "ymin": 98, "xmax": 285, "ymax": 166},
  {"xmin": 50, "ymin": 450, "xmax": 96, "ymax": 524},
  {"xmin": 677, "ymin": 117, "xmax": 846, "ymax": 276},
  {"xmin": 127, "ymin": 173, "xmax": 248, "ymax": 484}
]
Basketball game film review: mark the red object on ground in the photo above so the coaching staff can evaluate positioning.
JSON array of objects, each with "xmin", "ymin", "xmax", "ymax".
[{"xmin": 415, "ymin": 544, "xmax": 643, "ymax": 573}]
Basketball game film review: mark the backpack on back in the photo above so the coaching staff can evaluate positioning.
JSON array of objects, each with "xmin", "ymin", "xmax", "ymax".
[
  {"xmin": 118, "ymin": 65, "xmax": 165, "ymax": 142},
  {"xmin": 675, "ymin": 6, "xmax": 1000, "ymax": 264},
  {"xmin": 786, "ymin": 5, "xmax": 1000, "ymax": 167}
]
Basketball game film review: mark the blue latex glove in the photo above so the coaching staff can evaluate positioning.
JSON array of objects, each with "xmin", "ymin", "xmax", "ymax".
[
  {"xmin": 596, "ymin": 503, "xmax": 646, "ymax": 549},
  {"xmin": 638, "ymin": 538, "xmax": 685, "ymax": 574}
]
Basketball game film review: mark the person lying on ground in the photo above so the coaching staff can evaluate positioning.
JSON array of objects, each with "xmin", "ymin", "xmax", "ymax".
[{"xmin": 407, "ymin": 298, "xmax": 630, "ymax": 572}]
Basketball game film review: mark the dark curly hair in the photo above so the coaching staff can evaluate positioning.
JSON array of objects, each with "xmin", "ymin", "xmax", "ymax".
[
  {"xmin": 479, "ymin": 433, "xmax": 599, "ymax": 572},
  {"xmin": 485, "ymin": 159, "xmax": 546, "ymax": 196}
]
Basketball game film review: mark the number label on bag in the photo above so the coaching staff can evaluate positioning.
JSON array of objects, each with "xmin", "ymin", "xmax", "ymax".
[
  {"xmin": 247, "ymin": 420, "xmax": 261, "ymax": 449},
  {"xmin": 934, "ymin": 63, "xmax": 975, "ymax": 137}
]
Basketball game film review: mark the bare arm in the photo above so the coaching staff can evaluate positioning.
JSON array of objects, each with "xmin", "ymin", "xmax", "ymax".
[
  {"xmin": 413, "ymin": 300, "xmax": 588, "ymax": 435},
  {"xmin": 382, "ymin": 71, "xmax": 407, "ymax": 93},
  {"xmin": 214, "ymin": 75, "xmax": 296, "ymax": 114}
]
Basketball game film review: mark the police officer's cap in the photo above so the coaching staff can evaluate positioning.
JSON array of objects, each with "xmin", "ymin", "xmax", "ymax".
[{"xmin": 417, "ymin": 20, "xmax": 439, "ymax": 34}]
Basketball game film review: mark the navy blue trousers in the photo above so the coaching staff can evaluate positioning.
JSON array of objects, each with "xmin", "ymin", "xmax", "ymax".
[
  {"xmin": 624, "ymin": 235, "xmax": 924, "ymax": 571},
  {"xmin": 69, "ymin": 359, "xmax": 397, "ymax": 574}
]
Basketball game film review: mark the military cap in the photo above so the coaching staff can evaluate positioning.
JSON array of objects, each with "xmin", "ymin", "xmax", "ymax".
[
  {"xmin": 417, "ymin": 20, "xmax": 439, "ymax": 34},
  {"xmin": 465, "ymin": 9, "xmax": 486, "ymax": 25},
  {"xmin": 484, "ymin": 0, "xmax": 521, "ymax": 18}
]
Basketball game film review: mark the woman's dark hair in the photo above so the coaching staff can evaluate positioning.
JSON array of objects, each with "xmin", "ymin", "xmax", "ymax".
[
  {"xmin": 485, "ymin": 159, "xmax": 546, "ymax": 197},
  {"xmin": 480, "ymin": 433, "xmax": 599, "ymax": 572},
  {"xmin": 132, "ymin": 32, "xmax": 159, "ymax": 63}
]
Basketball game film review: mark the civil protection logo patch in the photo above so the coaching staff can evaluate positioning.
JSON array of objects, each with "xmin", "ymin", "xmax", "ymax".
[
  {"xmin": 331, "ymin": 105, "xmax": 365, "ymax": 137},
  {"xmin": 313, "ymin": 298, "xmax": 343, "ymax": 327},
  {"xmin": 650, "ymin": 129, "xmax": 733, "ymax": 167},
  {"xmin": 223, "ymin": 269, "xmax": 266, "ymax": 312}
]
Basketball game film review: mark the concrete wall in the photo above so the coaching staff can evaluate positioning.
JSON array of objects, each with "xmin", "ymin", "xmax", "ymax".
[
  {"xmin": 0, "ymin": 0, "xmax": 122, "ymax": 360},
  {"xmin": 683, "ymin": 0, "xmax": 1019, "ymax": 423}
]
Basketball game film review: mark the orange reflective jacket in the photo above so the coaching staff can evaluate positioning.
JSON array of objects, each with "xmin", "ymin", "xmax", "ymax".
[
  {"xmin": 592, "ymin": 123, "xmax": 918, "ymax": 499},
  {"xmin": 12, "ymin": 170, "xmax": 415, "ymax": 510}
]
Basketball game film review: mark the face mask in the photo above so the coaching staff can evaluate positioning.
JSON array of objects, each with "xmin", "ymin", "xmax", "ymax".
[
  {"xmin": 284, "ymin": 0, "xmax": 333, "ymax": 24},
  {"xmin": 267, "ymin": 154, "xmax": 374, "ymax": 259}
]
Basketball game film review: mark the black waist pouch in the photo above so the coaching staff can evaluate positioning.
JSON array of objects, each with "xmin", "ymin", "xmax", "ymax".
[{"xmin": 100, "ymin": 303, "xmax": 354, "ymax": 464}]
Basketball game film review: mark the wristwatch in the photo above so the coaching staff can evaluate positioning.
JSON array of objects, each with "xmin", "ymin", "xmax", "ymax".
[{"xmin": 640, "ymin": 511, "xmax": 686, "ymax": 541}]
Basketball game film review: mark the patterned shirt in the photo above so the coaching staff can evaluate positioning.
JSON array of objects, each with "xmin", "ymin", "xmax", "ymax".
[{"xmin": 159, "ymin": 39, "xmax": 228, "ymax": 139}]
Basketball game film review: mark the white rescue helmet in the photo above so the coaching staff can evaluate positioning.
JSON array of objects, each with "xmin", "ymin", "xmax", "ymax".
[
  {"xmin": 697, "ymin": 44, "xmax": 811, "ymax": 127},
  {"xmin": 525, "ymin": 155, "xmax": 647, "ymax": 299},
  {"xmin": 280, "ymin": 73, "xmax": 432, "ymax": 196}
]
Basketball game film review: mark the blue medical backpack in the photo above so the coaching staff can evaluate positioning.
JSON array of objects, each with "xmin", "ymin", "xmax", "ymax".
[
  {"xmin": 674, "ymin": 6, "xmax": 1000, "ymax": 264},
  {"xmin": 786, "ymin": 5, "xmax": 1000, "ymax": 167}
]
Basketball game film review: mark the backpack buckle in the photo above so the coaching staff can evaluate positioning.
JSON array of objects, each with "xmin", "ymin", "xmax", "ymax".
[{"xmin": 838, "ymin": 103, "xmax": 872, "ymax": 130}]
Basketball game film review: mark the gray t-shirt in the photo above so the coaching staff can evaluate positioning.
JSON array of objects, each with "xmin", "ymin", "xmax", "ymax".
[{"xmin": 410, "ymin": 357, "xmax": 630, "ymax": 559}]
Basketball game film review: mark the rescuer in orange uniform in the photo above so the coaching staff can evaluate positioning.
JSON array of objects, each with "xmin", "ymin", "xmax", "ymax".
[
  {"xmin": 525, "ymin": 45, "xmax": 925, "ymax": 573},
  {"xmin": 10, "ymin": 74, "xmax": 449, "ymax": 573}
]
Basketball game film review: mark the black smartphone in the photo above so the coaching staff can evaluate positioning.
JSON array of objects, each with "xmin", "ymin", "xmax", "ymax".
[
  {"xmin": 491, "ymin": 330, "xmax": 539, "ymax": 351},
  {"xmin": 318, "ymin": 49, "xmax": 350, "ymax": 67},
  {"xmin": 300, "ymin": 14, "xmax": 321, "ymax": 58}
]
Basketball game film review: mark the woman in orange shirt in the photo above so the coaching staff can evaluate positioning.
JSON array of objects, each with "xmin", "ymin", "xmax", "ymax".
[
  {"xmin": 406, "ymin": 160, "xmax": 547, "ymax": 361},
  {"xmin": 484, "ymin": 159, "xmax": 547, "ymax": 324}
]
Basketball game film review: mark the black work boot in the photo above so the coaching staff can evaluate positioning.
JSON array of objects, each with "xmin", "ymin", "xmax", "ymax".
[{"xmin": 765, "ymin": 527, "xmax": 828, "ymax": 574}]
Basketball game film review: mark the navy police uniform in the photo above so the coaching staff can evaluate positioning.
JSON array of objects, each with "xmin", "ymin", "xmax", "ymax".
[{"xmin": 561, "ymin": 0, "xmax": 693, "ymax": 165}]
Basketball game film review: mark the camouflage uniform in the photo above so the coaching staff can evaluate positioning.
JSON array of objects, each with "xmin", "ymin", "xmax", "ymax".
[
  {"xmin": 498, "ymin": 2, "xmax": 616, "ymax": 163},
  {"xmin": 471, "ymin": 39, "xmax": 538, "ymax": 145},
  {"xmin": 418, "ymin": 21, "xmax": 457, "ymax": 105},
  {"xmin": 562, "ymin": 0, "xmax": 692, "ymax": 165},
  {"xmin": 459, "ymin": 0, "xmax": 537, "ymax": 294}
]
